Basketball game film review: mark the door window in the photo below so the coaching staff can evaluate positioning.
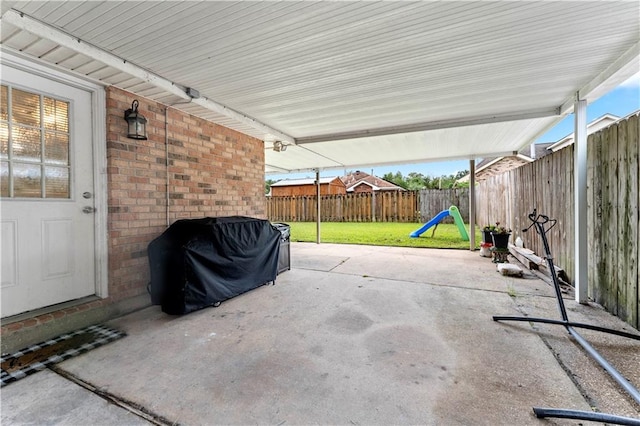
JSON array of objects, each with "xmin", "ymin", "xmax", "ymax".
[{"xmin": 0, "ymin": 85, "xmax": 70, "ymax": 199}]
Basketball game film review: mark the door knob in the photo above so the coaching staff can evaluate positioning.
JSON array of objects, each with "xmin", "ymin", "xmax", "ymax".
[{"xmin": 82, "ymin": 206, "xmax": 96, "ymax": 214}]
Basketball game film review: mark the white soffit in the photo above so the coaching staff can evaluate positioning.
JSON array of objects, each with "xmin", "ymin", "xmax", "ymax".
[
  {"xmin": 265, "ymin": 116, "xmax": 558, "ymax": 173},
  {"xmin": 1, "ymin": 1, "xmax": 638, "ymax": 174}
]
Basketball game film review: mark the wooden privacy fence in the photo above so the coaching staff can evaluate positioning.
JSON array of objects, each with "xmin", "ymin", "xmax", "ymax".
[
  {"xmin": 588, "ymin": 114, "xmax": 638, "ymax": 330},
  {"xmin": 267, "ymin": 188, "xmax": 469, "ymax": 223},
  {"xmin": 267, "ymin": 191, "xmax": 419, "ymax": 222},
  {"xmin": 418, "ymin": 188, "xmax": 469, "ymax": 222},
  {"xmin": 475, "ymin": 113, "xmax": 639, "ymax": 329},
  {"xmin": 475, "ymin": 148, "xmax": 575, "ymax": 281},
  {"xmin": 267, "ymin": 191, "xmax": 420, "ymax": 222},
  {"xmin": 267, "ymin": 189, "xmax": 470, "ymax": 223}
]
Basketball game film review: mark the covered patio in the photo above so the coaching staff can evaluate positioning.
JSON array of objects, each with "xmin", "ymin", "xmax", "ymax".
[
  {"xmin": 3, "ymin": 1, "xmax": 637, "ymax": 307},
  {"xmin": 1, "ymin": 2, "xmax": 639, "ymax": 424},
  {"xmin": 3, "ymin": 243, "xmax": 639, "ymax": 424}
]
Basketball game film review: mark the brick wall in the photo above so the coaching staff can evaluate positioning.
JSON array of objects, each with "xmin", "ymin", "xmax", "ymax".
[
  {"xmin": 107, "ymin": 87, "xmax": 266, "ymax": 302},
  {"xmin": 1, "ymin": 87, "xmax": 266, "ymax": 342},
  {"xmin": 352, "ymin": 183, "xmax": 373, "ymax": 193}
]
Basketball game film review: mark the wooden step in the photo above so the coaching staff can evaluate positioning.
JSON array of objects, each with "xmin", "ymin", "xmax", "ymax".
[{"xmin": 508, "ymin": 244, "xmax": 570, "ymax": 285}]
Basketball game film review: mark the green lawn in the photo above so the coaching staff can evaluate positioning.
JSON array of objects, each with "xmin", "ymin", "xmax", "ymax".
[{"xmin": 286, "ymin": 222, "xmax": 481, "ymax": 249}]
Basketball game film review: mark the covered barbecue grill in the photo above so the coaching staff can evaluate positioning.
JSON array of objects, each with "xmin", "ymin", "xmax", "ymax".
[
  {"xmin": 272, "ymin": 222, "xmax": 291, "ymax": 274},
  {"xmin": 148, "ymin": 216, "xmax": 281, "ymax": 315}
]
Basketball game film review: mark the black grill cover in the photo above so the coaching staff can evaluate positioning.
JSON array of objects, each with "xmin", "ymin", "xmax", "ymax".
[{"xmin": 148, "ymin": 216, "xmax": 280, "ymax": 315}]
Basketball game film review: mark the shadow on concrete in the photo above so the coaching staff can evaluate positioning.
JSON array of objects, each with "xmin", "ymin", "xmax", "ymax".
[{"xmin": 2, "ymin": 243, "xmax": 638, "ymax": 425}]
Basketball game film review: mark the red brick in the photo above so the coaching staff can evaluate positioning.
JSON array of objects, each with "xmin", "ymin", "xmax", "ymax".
[
  {"xmin": 4, "ymin": 322, "xmax": 25, "ymax": 332},
  {"xmin": 37, "ymin": 314, "xmax": 54, "ymax": 324},
  {"xmin": 23, "ymin": 318, "xmax": 38, "ymax": 327},
  {"xmin": 106, "ymin": 87, "xmax": 266, "ymax": 302}
]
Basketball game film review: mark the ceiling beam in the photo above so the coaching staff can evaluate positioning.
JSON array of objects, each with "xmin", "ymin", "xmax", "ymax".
[
  {"xmin": 295, "ymin": 108, "xmax": 560, "ymax": 144},
  {"xmin": 265, "ymin": 150, "xmax": 521, "ymax": 175},
  {"xmin": 264, "ymin": 164, "xmax": 291, "ymax": 173},
  {"xmin": 1, "ymin": 9, "xmax": 295, "ymax": 144}
]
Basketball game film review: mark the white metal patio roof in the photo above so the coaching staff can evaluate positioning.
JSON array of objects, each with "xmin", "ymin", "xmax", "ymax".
[
  {"xmin": 1, "ymin": 1, "xmax": 638, "ymax": 174},
  {"xmin": 270, "ymin": 177, "xmax": 338, "ymax": 187}
]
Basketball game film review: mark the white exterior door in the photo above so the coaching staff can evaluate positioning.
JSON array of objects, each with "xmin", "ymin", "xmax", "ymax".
[{"xmin": 1, "ymin": 64, "xmax": 96, "ymax": 318}]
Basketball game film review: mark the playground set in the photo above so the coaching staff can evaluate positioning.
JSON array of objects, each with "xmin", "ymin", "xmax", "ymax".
[{"xmin": 409, "ymin": 205, "xmax": 469, "ymax": 241}]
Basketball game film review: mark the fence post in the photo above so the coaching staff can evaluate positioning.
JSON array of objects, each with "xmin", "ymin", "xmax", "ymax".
[
  {"xmin": 469, "ymin": 159, "xmax": 476, "ymax": 251},
  {"xmin": 372, "ymin": 191, "xmax": 376, "ymax": 222}
]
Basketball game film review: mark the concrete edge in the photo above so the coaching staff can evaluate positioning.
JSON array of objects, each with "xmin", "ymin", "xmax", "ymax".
[{"xmin": 1, "ymin": 294, "xmax": 151, "ymax": 354}]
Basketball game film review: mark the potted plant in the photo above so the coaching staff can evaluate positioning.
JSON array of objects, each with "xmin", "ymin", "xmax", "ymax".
[
  {"xmin": 490, "ymin": 222, "xmax": 512, "ymax": 249},
  {"xmin": 482, "ymin": 224, "xmax": 496, "ymax": 244},
  {"xmin": 479, "ymin": 224, "xmax": 496, "ymax": 258}
]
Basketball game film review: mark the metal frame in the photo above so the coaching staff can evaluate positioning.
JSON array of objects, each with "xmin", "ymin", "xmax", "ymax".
[
  {"xmin": 295, "ymin": 108, "xmax": 560, "ymax": 144},
  {"xmin": 493, "ymin": 210, "xmax": 640, "ymax": 425},
  {"xmin": 574, "ymin": 98, "xmax": 588, "ymax": 303}
]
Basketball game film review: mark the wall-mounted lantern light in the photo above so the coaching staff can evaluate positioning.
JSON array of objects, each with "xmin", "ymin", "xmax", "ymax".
[
  {"xmin": 273, "ymin": 140, "xmax": 287, "ymax": 152},
  {"xmin": 124, "ymin": 100, "xmax": 147, "ymax": 140}
]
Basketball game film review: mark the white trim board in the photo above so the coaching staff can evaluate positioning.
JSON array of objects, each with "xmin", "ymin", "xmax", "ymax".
[{"xmin": 1, "ymin": 49, "xmax": 109, "ymax": 300}]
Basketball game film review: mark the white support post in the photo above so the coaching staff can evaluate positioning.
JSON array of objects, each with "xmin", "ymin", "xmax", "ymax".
[
  {"xmin": 316, "ymin": 169, "xmax": 321, "ymax": 244},
  {"xmin": 574, "ymin": 98, "xmax": 588, "ymax": 303},
  {"xmin": 469, "ymin": 160, "xmax": 476, "ymax": 251}
]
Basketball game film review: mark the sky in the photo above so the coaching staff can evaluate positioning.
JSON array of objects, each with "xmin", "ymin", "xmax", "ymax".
[{"xmin": 268, "ymin": 72, "xmax": 640, "ymax": 182}]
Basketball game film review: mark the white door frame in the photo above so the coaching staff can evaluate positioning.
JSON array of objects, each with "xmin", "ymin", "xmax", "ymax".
[{"xmin": 2, "ymin": 48, "xmax": 109, "ymax": 299}]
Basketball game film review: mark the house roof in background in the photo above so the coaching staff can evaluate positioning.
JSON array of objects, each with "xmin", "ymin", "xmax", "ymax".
[
  {"xmin": 474, "ymin": 142, "xmax": 554, "ymax": 171},
  {"xmin": 547, "ymin": 113, "xmax": 620, "ymax": 152},
  {"xmin": 2, "ymin": 2, "xmax": 638, "ymax": 174},
  {"xmin": 472, "ymin": 155, "xmax": 533, "ymax": 182},
  {"xmin": 341, "ymin": 171, "xmax": 404, "ymax": 192},
  {"xmin": 468, "ymin": 111, "xmax": 633, "ymax": 182}
]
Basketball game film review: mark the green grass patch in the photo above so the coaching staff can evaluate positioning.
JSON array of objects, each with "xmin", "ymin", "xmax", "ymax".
[{"xmin": 287, "ymin": 222, "xmax": 481, "ymax": 249}]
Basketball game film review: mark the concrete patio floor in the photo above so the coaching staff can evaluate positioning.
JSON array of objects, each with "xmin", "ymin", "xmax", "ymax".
[{"xmin": 2, "ymin": 243, "xmax": 639, "ymax": 425}]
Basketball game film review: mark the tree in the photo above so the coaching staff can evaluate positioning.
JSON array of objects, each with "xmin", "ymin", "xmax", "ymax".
[
  {"xmin": 382, "ymin": 171, "xmax": 408, "ymax": 189},
  {"xmin": 454, "ymin": 170, "xmax": 469, "ymax": 180},
  {"xmin": 265, "ymin": 179, "xmax": 277, "ymax": 194},
  {"xmin": 406, "ymin": 172, "xmax": 428, "ymax": 190},
  {"xmin": 453, "ymin": 179, "xmax": 470, "ymax": 188},
  {"xmin": 379, "ymin": 169, "xmax": 471, "ymax": 190}
]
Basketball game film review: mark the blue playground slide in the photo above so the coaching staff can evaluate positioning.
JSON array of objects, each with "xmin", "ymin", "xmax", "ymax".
[
  {"xmin": 409, "ymin": 209, "xmax": 450, "ymax": 238},
  {"xmin": 410, "ymin": 205, "xmax": 470, "ymax": 240}
]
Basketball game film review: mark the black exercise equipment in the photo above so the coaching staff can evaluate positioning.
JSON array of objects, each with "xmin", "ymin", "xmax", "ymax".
[{"xmin": 493, "ymin": 209, "xmax": 640, "ymax": 425}]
